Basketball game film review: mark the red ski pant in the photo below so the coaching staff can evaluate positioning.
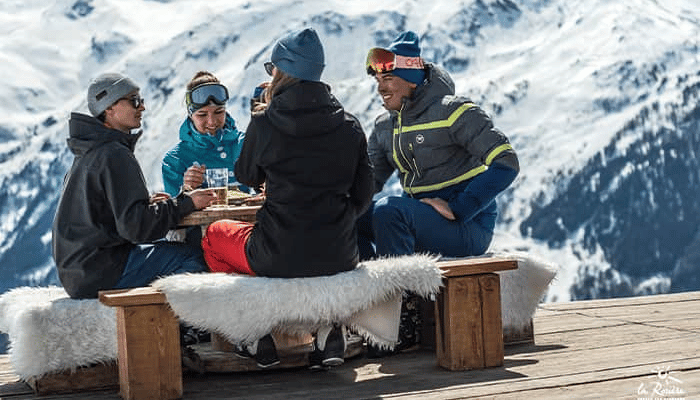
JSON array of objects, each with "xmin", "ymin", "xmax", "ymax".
[{"xmin": 202, "ymin": 219, "xmax": 256, "ymax": 275}]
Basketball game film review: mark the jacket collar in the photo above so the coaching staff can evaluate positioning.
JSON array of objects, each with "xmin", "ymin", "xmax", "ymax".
[
  {"xmin": 67, "ymin": 112, "xmax": 141, "ymax": 156},
  {"xmin": 400, "ymin": 63, "xmax": 455, "ymax": 119},
  {"xmin": 265, "ymin": 81, "xmax": 345, "ymax": 138}
]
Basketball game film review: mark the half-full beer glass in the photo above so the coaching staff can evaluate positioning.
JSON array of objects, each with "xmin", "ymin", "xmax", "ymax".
[{"xmin": 205, "ymin": 168, "xmax": 228, "ymax": 207}]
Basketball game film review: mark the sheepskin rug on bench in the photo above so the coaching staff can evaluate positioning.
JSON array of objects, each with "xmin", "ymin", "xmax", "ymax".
[
  {"xmin": 456, "ymin": 252, "xmax": 558, "ymax": 331},
  {"xmin": 0, "ymin": 253, "xmax": 556, "ymax": 379},
  {"xmin": 0, "ymin": 286, "xmax": 117, "ymax": 379},
  {"xmin": 151, "ymin": 254, "xmax": 442, "ymax": 348}
]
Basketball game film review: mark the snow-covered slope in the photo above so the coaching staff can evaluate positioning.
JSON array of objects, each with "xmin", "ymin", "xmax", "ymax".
[{"xmin": 1, "ymin": 0, "xmax": 699, "ymax": 304}]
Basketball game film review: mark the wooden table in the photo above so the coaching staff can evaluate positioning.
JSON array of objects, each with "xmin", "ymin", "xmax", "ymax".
[{"xmin": 179, "ymin": 205, "xmax": 260, "ymax": 233}]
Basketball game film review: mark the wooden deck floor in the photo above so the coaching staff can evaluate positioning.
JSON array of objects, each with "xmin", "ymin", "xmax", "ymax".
[{"xmin": 1, "ymin": 291, "xmax": 698, "ymax": 399}]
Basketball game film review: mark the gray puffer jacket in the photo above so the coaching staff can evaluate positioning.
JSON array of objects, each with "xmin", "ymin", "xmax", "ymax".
[{"xmin": 368, "ymin": 64, "xmax": 517, "ymax": 195}]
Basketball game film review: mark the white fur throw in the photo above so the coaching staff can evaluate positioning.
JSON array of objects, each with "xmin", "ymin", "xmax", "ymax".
[
  {"xmin": 497, "ymin": 252, "xmax": 558, "ymax": 330},
  {"xmin": 0, "ymin": 286, "xmax": 116, "ymax": 379},
  {"xmin": 152, "ymin": 254, "xmax": 444, "ymax": 347}
]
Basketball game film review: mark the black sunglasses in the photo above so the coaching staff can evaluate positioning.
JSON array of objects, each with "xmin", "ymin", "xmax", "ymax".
[
  {"xmin": 120, "ymin": 95, "xmax": 144, "ymax": 109},
  {"xmin": 264, "ymin": 62, "xmax": 275, "ymax": 76}
]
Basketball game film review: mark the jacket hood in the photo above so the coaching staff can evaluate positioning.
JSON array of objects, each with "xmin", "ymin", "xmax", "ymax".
[
  {"xmin": 403, "ymin": 63, "xmax": 455, "ymax": 118},
  {"xmin": 178, "ymin": 113, "xmax": 240, "ymax": 148},
  {"xmin": 67, "ymin": 112, "xmax": 141, "ymax": 156},
  {"xmin": 265, "ymin": 81, "xmax": 345, "ymax": 138}
]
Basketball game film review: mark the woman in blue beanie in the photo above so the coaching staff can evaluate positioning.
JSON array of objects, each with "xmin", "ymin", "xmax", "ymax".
[
  {"xmin": 201, "ymin": 28, "xmax": 374, "ymax": 370},
  {"xmin": 358, "ymin": 31, "xmax": 520, "ymax": 355}
]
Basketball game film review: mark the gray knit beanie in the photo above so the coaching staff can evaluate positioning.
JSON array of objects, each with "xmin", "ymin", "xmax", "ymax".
[
  {"xmin": 271, "ymin": 27, "xmax": 325, "ymax": 82},
  {"xmin": 87, "ymin": 73, "xmax": 140, "ymax": 117}
]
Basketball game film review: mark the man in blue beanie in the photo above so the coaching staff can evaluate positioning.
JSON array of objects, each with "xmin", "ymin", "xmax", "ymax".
[{"xmin": 358, "ymin": 31, "xmax": 520, "ymax": 355}]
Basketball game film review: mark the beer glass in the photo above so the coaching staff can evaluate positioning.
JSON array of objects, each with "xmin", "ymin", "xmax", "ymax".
[{"xmin": 205, "ymin": 168, "xmax": 228, "ymax": 207}]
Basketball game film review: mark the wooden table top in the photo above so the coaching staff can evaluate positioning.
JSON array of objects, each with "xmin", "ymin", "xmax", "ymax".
[{"xmin": 179, "ymin": 204, "xmax": 261, "ymax": 227}]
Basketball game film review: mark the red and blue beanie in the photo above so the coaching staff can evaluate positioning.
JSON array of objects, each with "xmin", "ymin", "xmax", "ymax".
[{"xmin": 388, "ymin": 31, "xmax": 426, "ymax": 85}]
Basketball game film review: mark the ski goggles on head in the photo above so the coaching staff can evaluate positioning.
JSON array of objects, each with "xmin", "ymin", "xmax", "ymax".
[
  {"xmin": 366, "ymin": 47, "xmax": 425, "ymax": 75},
  {"xmin": 186, "ymin": 83, "xmax": 229, "ymax": 114}
]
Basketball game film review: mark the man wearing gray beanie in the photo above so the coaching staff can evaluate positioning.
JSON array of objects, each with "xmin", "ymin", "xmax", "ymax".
[
  {"xmin": 358, "ymin": 31, "xmax": 520, "ymax": 356},
  {"xmin": 52, "ymin": 72, "xmax": 217, "ymax": 299}
]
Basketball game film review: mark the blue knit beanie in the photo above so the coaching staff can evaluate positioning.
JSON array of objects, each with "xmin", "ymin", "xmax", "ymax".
[
  {"xmin": 271, "ymin": 27, "xmax": 325, "ymax": 82},
  {"xmin": 388, "ymin": 31, "xmax": 425, "ymax": 85}
]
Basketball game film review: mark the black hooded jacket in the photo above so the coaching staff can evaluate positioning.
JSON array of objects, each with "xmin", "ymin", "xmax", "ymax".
[
  {"xmin": 52, "ymin": 113, "xmax": 195, "ymax": 299},
  {"xmin": 235, "ymin": 81, "xmax": 373, "ymax": 277}
]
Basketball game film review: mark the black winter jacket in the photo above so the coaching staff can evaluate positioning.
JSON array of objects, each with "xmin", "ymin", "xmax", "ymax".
[
  {"xmin": 235, "ymin": 81, "xmax": 373, "ymax": 277},
  {"xmin": 52, "ymin": 113, "xmax": 195, "ymax": 299}
]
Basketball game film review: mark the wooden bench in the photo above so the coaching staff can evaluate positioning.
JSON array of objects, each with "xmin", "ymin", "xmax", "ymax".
[
  {"xmin": 97, "ymin": 256, "xmax": 517, "ymax": 398},
  {"xmin": 434, "ymin": 256, "xmax": 517, "ymax": 371},
  {"xmin": 98, "ymin": 288, "xmax": 366, "ymax": 400}
]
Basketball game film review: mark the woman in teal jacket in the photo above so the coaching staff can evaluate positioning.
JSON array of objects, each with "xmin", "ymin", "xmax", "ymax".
[{"xmin": 162, "ymin": 71, "xmax": 246, "ymax": 197}]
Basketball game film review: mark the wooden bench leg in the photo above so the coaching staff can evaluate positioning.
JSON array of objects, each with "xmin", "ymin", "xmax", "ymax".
[
  {"xmin": 434, "ymin": 272, "xmax": 503, "ymax": 370},
  {"xmin": 480, "ymin": 274, "xmax": 504, "ymax": 367},
  {"xmin": 115, "ymin": 303, "xmax": 182, "ymax": 400}
]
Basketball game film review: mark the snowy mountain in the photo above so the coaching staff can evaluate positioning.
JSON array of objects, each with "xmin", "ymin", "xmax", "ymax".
[{"xmin": 1, "ymin": 0, "xmax": 699, "ymax": 307}]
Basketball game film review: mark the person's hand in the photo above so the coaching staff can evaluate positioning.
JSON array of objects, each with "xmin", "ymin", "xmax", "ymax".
[
  {"xmin": 255, "ymin": 82, "xmax": 270, "ymax": 98},
  {"xmin": 149, "ymin": 192, "xmax": 171, "ymax": 204},
  {"xmin": 183, "ymin": 164, "xmax": 206, "ymax": 190},
  {"xmin": 420, "ymin": 197, "xmax": 456, "ymax": 220},
  {"xmin": 188, "ymin": 188, "xmax": 217, "ymax": 210},
  {"xmin": 250, "ymin": 82, "xmax": 271, "ymax": 112}
]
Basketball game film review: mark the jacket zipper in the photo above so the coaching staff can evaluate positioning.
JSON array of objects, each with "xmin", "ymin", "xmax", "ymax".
[{"xmin": 396, "ymin": 103, "xmax": 420, "ymax": 196}]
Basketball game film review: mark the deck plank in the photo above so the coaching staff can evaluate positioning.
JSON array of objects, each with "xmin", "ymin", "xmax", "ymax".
[
  {"xmin": 534, "ymin": 312, "xmax": 629, "ymax": 334},
  {"xmin": 451, "ymin": 369, "xmax": 700, "ymax": 400},
  {"xmin": 539, "ymin": 292, "xmax": 700, "ymax": 311},
  {"xmin": 0, "ymin": 292, "xmax": 698, "ymax": 399}
]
